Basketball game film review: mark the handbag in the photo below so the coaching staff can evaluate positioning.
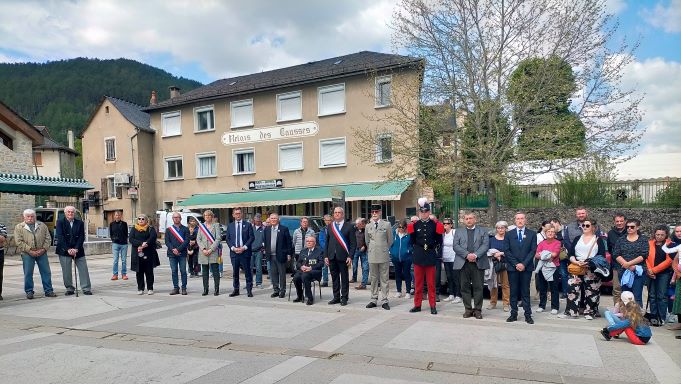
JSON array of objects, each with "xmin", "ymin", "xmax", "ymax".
[
  {"xmin": 558, "ymin": 248, "xmax": 568, "ymax": 261},
  {"xmin": 493, "ymin": 257, "xmax": 506, "ymax": 273},
  {"xmin": 155, "ymin": 240, "xmax": 163, "ymax": 249}
]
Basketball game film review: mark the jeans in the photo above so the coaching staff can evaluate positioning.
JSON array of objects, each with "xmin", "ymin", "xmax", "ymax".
[
  {"xmin": 22, "ymin": 253, "xmax": 53, "ymax": 294},
  {"xmin": 352, "ymin": 249, "xmax": 369, "ymax": 285},
  {"xmin": 111, "ymin": 243, "xmax": 128, "ymax": 275},
  {"xmin": 647, "ymin": 270, "xmax": 672, "ymax": 318},
  {"xmin": 621, "ymin": 271, "xmax": 646, "ymax": 307},
  {"xmin": 59, "ymin": 255, "xmax": 92, "ymax": 293},
  {"xmin": 251, "ymin": 250, "xmax": 263, "ymax": 285},
  {"xmin": 393, "ymin": 258, "xmax": 412, "ymax": 293},
  {"xmin": 559, "ymin": 258, "xmax": 569, "ymax": 295},
  {"xmin": 536, "ymin": 269, "xmax": 560, "ymax": 311},
  {"xmin": 321, "ymin": 264, "xmax": 329, "ymax": 284},
  {"xmin": 168, "ymin": 256, "xmax": 187, "ymax": 289},
  {"xmin": 443, "ymin": 261, "xmax": 461, "ymax": 297}
]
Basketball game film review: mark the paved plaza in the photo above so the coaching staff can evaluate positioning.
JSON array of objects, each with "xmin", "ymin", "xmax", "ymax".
[{"xmin": 0, "ymin": 252, "xmax": 679, "ymax": 384}]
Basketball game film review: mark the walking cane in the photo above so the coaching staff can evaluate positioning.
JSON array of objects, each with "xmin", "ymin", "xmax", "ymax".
[{"xmin": 73, "ymin": 255, "xmax": 79, "ymax": 298}]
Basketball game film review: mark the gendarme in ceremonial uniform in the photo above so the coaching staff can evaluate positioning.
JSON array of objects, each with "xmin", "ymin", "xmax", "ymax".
[{"xmin": 407, "ymin": 198, "xmax": 443, "ymax": 314}]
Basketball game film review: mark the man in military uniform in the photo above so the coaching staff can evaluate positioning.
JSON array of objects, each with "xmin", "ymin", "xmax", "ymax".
[
  {"xmin": 292, "ymin": 236, "xmax": 325, "ymax": 305},
  {"xmin": 365, "ymin": 204, "xmax": 393, "ymax": 310},
  {"xmin": 407, "ymin": 198, "xmax": 444, "ymax": 314}
]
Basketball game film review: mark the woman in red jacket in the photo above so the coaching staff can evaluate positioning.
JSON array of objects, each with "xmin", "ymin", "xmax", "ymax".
[{"xmin": 646, "ymin": 225, "xmax": 674, "ymax": 326}]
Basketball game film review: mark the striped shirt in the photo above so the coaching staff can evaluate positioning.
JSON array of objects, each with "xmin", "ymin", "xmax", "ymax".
[{"xmin": 0, "ymin": 223, "xmax": 7, "ymax": 251}]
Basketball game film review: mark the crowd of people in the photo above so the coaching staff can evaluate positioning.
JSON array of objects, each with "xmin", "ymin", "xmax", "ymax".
[{"xmin": 1, "ymin": 201, "xmax": 680, "ymax": 343}]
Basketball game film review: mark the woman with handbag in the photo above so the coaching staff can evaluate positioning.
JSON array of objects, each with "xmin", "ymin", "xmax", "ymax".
[
  {"xmin": 535, "ymin": 226, "xmax": 561, "ymax": 314},
  {"xmin": 187, "ymin": 217, "xmax": 200, "ymax": 278},
  {"xmin": 488, "ymin": 221, "xmax": 511, "ymax": 311},
  {"xmin": 440, "ymin": 218, "xmax": 461, "ymax": 303},
  {"xmin": 561, "ymin": 218, "xmax": 606, "ymax": 320},
  {"xmin": 129, "ymin": 214, "xmax": 160, "ymax": 295},
  {"xmin": 197, "ymin": 210, "xmax": 222, "ymax": 296}
]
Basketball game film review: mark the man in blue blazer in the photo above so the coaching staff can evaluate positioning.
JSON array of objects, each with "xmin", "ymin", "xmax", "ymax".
[
  {"xmin": 56, "ymin": 206, "xmax": 91, "ymax": 295},
  {"xmin": 263, "ymin": 213, "xmax": 293, "ymax": 298},
  {"xmin": 227, "ymin": 207, "xmax": 254, "ymax": 297},
  {"xmin": 504, "ymin": 212, "xmax": 537, "ymax": 324}
]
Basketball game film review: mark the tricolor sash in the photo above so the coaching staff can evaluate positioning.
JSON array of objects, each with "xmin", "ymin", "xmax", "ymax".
[
  {"xmin": 167, "ymin": 225, "xmax": 185, "ymax": 244},
  {"xmin": 198, "ymin": 221, "xmax": 216, "ymax": 245},
  {"xmin": 330, "ymin": 222, "xmax": 349, "ymax": 255}
]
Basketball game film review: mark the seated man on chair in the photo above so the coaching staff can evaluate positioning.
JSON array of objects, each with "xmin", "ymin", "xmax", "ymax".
[{"xmin": 293, "ymin": 236, "xmax": 324, "ymax": 305}]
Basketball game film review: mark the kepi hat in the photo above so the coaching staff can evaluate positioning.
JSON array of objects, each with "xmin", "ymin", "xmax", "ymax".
[{"xmin": 417, "ymin": 197, "xmax": 431, "ymax": 212}]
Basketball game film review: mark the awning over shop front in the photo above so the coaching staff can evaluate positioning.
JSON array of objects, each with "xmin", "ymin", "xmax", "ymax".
[
  {"xmin": 0, "ymin": 173, "xmax": 94, "ymax": 196},
  {"xmin": 178, "ymin": 180, "xmax": 413, "ymax": 209}
]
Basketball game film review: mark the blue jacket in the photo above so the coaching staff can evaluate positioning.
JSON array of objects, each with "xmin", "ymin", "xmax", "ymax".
[
  {"xmin": 165, "ymin": 224, "xmax": 190, "ymax": 257},
  {"xmin": 318, "ymin": 227, "xmax": 328, "ymax": 251},
  {"xmin": 389, "ymin": 230, "xmax": 412, "ymax": 263}
]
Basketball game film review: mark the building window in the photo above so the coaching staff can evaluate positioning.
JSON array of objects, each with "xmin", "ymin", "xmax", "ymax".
[
  {"xmin": 233, "ymin": 148, "xmax": 255, "ymax": 175},
  {"xmin": 277, "ymin": 91, "xmax": 302, "ymax": 122},
  {"xmin": 33, "ymin": 151, "xmax": 43, "ymax": 166},
  {"xmin": 375, "ymin": 134, "xmax": 392, "ymax": 163},
  {"xmin": 162, "ymin": 111, "xmax": 182, "ymax": 137},
  {"xmin": 165, "ymin": 156, "xmax": 184, "ymax": 180},
  {"xmin": 279, "ymin": 143, "xmax": 303, "ymax": 171},
  {"xmin": 104, "ymin": 137, "xmax": 116, "ymax": 161},
  {"xmin": 318, "ymin": 83, "xmax": 345, "ymax": 116},
  {"xmin": 0, "ymin": 130, "xmax": 12, "ymax": 150},
  {"xmin": 319, "ymin": 138, "xmax": 346, "ymax": 168},
  {"xmin": 194, "ymin": 105, "xmax": 215, "ymax": 132},
  {"xmin": 231, "ymin": 99, "xmax": 253, "ymax": 128},
  {"xmin": 196, "ymin": 152, "xmax": 217, "ymax": 178},
  {"xmin": 375, "ymin": 76, "xmax": 392, "ymax": 107}
]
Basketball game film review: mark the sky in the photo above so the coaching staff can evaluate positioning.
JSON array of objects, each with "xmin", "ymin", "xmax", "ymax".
[{"xmin": 0, "ymin": 0, "xmax": 679, "ymax": 157}]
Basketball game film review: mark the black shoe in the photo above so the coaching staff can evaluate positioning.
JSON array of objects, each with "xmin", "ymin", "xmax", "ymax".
[
  {"xmin": 431, "ymin": 307, "xmax": 437, "ymax": 315},
  {"xmin": 65, "ymin": 291, "xmax": 75, "ymax": 296},
  {"xmin": 83, "ymin": 291, "xmax": 92, "ymax": 296},
  {"xmin": 26, "ymin": 292, "xmax": 35, "ymax": 300},
  {"xmin": 321, "ymin": 282, "xmax": 328, "ymax": 287},
  {"xmin": 366, "ymin": 302, "xmax": 378, "ymax": 308},
  {"xmin": 229, "ymin": 291, "xmax": 240, "ymax": 297},
  {"xmin": 181, "ymin": 289, "xmax": 187, "ymax": 295},
  {"xmin": 525, "ymin": 316, "xmax": 534, "ymax": 324},
  {"xmin": 170, "ymin": 288, "xmax": 180, "ymax": 295},
  {"xmin": 45, "ymin": 292, "xmax": 57, "ymax": 298},
  {"xmin": 436, "ymin": 296, "xmax": 440, "ymax": 303},
  {"xmin": 349, "ymin": 279, "xmax": 357, "ymax": 283},
  {"xmin": 409, "ymin": 306, "xmax": 421, "ymax": 313},
  {"xmin": 247, "ymin": 290, "xmax": 253, "ymax": 298},
  {"xmin": 382, "ymin": 303, "xmax": 390, "ymax": 310},
  {"xmin": 214, "ymin": 290, "xmax": 220, "ymax": 296},
  {"xmin": 306, "ymin": 299, "xmax": 314, "ymax": 305},
  {"xmin": 340, "ymin": 299, "xmax": 348, "ymax": 306},
  {"xmin": 650, "ymin": 318, "xmax": 660, "ymax": 327},
  {"xmin": 271, "ymin": 292, "xmax": 280, "ymax": 298},
  {"xmin": 202, "ymin": 290, "xmax": 209, "ymax": 296},
  {"xmin": 600, "ymin": 328, "xmax": 612, "ymax": 341},
  {"xmin": 328, "ymin": 298, "xmax": 341, "ymax": 305},
  {"xmin": 506, "ymin": 315, "xmax": 518, "ymax": 322},
  {"xmin": 279, "ymin": 292, "xmax": 286, "ymax": 298},
  {"xmin": 293, "ymin": 297, "xmax": 303, "ymax": 303}
]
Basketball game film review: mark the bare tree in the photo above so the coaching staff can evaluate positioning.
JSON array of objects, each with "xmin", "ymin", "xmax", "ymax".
[{"xmin": 353, "ymin": 0, "xmax": 644, "ymax": 222}]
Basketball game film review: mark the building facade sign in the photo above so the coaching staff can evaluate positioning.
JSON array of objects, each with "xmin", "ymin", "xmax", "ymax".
[
  {"xmin": 248, "ymin": 179, "xmax": 284, "ymax": 190},
  {"xmin": 222, "ymin": 121, "xmax": 319, "ymax": 146}
]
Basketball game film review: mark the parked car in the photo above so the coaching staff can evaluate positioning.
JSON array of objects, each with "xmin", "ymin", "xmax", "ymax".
[{"xmin": 34, "ymin": 207, "xmax": 83, "ymax": 245}]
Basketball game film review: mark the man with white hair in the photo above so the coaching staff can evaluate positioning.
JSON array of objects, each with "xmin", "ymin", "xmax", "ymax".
[
  {"xmin": 14, "ymin": 209, "xmax": 56, "ymax": 299},
  {"xmin": 56, "ymin": 205, "xmax": 92, "ymax": 295}
]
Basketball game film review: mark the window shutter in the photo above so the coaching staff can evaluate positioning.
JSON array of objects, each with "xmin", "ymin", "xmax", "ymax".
[
  {"xmin": 321, "ymin": 140, "xmax": 345, "ymax": 166},
  {"xmin": 163, "ymin": 113, "xmax": 181, "ymax": 136},
  {"xmin": 279, "ymin": 145, "xmax": 303, "ymax": 170},
  {"xmin": 101, "ymin": 178, "xmax": 109, "ymax": 201},
  {"xmin": 116, "ymin": 186, "xmax": 123, "ymax": 199}
]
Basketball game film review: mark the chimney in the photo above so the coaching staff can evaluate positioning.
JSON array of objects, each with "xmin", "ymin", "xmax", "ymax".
[
  {"xmin": 169, "ymin": 86, "xmax": 180, "ymax": 99},
  {"xmin": 149, "ymin": 90, "xmax": 158, "ymax": 106},
  {"xmin": 67, "ymin": 130, "xmax": 75, "ymax": 150}
]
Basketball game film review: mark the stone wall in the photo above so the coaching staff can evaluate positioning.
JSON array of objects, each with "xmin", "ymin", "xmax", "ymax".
[
  {"xmin": 462, "ymin": 207, "xmax": 680, "ymax": 236},
  {"xmin": 0, "ymin": 130, "xmax": 36, "ymax": 234}
]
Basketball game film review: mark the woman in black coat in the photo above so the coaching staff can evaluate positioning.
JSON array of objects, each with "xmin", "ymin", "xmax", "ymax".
[{"xmin": 129, "ymin": 214, "xmax": 160, "ymax": 295}]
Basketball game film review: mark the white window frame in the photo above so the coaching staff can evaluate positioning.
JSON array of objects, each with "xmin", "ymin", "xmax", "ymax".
[
  {"xmin": 278, "ymin": 142, "xmax": 304, "ymax": 172},
  {"xmin": 104, "ymin": 136, "xmax": 116, "ymax": 162},
  {"xmin": 375, "ymin": 75, "xmax": 392, "ymax": 108},
  {"xmin": 194, "ymin": 105, "xmax": 215, "ymax": 133},
  {"xmin": 232, "ymin": 147, "xmax": 256, "ymax": 175},
  {"xmin": 161, "ymin": 111, "xmax": 182, "ymax": 137},
  {"xmin": 164, "ymin": 155, "xmax": 184, "ymax": 181},
  {"xmin": 317, "ymin": 83, "xmax": 346, "ymax": 117},
  {"xmin": 276, "ymin": 91, "xmax": 302, "ymax": 122},
  {"xmin": 195, "ymin": 152, "xmax": 217, "ymax": 178},
  {"xmin": 319, "ymin": 137, "xmax": 347, "ymax": 168},
  {"xmin": 375, "ymin": 133, "xmax": 393, "ymax": 163},
  {"xmin": 230, "ymin": 99, "xmax": 254, "ymax": 128}
]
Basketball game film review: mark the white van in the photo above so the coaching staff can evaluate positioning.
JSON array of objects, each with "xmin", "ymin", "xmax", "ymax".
[{"xmin": 156, "ymin": 210, "xmax": 203, "ymax": 234}]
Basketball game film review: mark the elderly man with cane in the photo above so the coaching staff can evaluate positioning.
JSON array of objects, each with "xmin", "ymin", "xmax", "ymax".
[{"xmin": 56, "ymin": 206, "xmax": 91, "ymax": 296}]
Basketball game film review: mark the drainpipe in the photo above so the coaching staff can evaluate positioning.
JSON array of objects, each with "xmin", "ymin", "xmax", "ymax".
[{"xmin": 130, "ymin": 128, "xmax": 139, "ymax": 220}]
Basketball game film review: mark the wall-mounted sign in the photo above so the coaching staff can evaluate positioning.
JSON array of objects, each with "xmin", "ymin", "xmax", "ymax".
[
  {"xmin": 222, "ymin": 121, "xmax": 319, "ymax": 146},
  {"xmin": 248, "ymin": 179, "xmax": 283, "ymax": 190}
]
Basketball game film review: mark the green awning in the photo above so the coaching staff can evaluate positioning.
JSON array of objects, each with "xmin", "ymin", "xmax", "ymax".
[
  {"xmin": 0, "ymin": 173, "xmax": 94, "ymax": 196},
  {"xmin": 178, "ymin": 180, "xmax": 413, "ymax": 209}
]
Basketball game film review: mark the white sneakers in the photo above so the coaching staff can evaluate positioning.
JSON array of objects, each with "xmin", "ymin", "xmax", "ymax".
[
  {"xmin": 585, "ymin": 315, "xmax": 594, "ymax": 320},
  {"xmin": 147, "ymin": 290, "xmax": 154, "ymax": 295},
  {"xmin": 452, "ymin": 296, "xmax": 462, "ymax": 304},
  {"xmin": 393, "ymin": 292, "xmax": 402, "ymax": 298},
  {"xmin": 536, "ymin": 307, "xmax": 544, "ymax": 313},
  {"xmin": 404, "ymin": 293, "xmax": 411, "ymax": 299},
  {"xmin": 443, "ymin": 295, "xmax": 454, "ymax": 302},
  {"xmin": 137, "ymin": 290, "xmax": 144, "ymax": 295},
  {"xmin": 551, "ymin": 309, "xmax": 558, "ymax": 315}
]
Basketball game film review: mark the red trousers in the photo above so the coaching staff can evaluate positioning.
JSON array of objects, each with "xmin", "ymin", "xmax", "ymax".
[
  {"xmin": 609, "ymin": 328, "xmax": 646, "ymax": 345},
  {"xmin": 413, "ymin": 264, "xmax": 436, "ymax": 308}
]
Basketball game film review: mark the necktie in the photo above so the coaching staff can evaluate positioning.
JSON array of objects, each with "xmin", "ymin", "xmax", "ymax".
[
  {"xmin": 236, "ymin": 222, "xmax": 241, "ymax": 247},
  {"xmin": 335, "ymin": 223, "xmax": 341, "ymax": 232},
  {"xmin": 375, "ymin": 221, "xmax": 378, "ymax": 229},
  {"xmin": 517, "ymin": 229, "xmax": 523, "ymax": 243}
]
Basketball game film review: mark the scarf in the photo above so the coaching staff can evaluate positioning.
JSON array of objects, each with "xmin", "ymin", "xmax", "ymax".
[{"xmin": 134, "ymin": 223, "xmax": 149, "ymax": 232}]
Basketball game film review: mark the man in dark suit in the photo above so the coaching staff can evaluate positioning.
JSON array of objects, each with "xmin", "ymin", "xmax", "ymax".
[
  {"xmin": 504, "ymin": 212, "xmax": 537, "ymax": 324},
  {"xmin": 227, "ymin": 207, "xmax": 255, "ymax": 297},
  {"xmin": 325, "ymin": 206, "xmax": 356, "ymax": 306},
  {"xmin": 56, "ymin": 206, "xmax": 92, "ymax": 295},
  {"xmin": 292, "ymin": 236, "xmax": 325, "ymax": 305},
  {"xmin": 263, "ymin": 213, "xmax": 292, "ymax": 298},
  {"xmin": 452, "ymin": 212, "xmax": 490, "ymax": 319}
]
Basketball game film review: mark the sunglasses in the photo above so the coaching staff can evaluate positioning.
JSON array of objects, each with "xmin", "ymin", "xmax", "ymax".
[
  {"xmin": 443, "ymin": 222, "xmax": 452, "ymax": 225},
  {"xmin": 137, "ymin": 217, "xmax": 145, "ymax": 220},
  {"xmin": 582, "ymin": 224, "xmax": 591, "ymax": 228},
  {"xmin": 627, "ymin": 225, "xmax": 637, "ymax": 229}
]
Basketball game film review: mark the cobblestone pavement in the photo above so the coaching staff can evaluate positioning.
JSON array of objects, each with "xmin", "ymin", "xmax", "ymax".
[{"xmin": 1, "ymin": 252, "xmax": 680, "ymax": 384}]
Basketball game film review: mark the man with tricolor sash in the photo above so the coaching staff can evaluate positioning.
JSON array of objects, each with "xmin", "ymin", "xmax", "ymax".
[
  {"xmin": 324, "ymin": 206, "xmax": 357, "ymax": 306},
  {"xmin": 165, "ymin": 212, "xmax": 190, "ymax": 295}
]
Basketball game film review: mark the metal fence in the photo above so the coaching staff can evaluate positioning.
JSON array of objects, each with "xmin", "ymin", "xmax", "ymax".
[{"xmin": 435, "ymin": 179, "xmax": 681, "ymax": 212}]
